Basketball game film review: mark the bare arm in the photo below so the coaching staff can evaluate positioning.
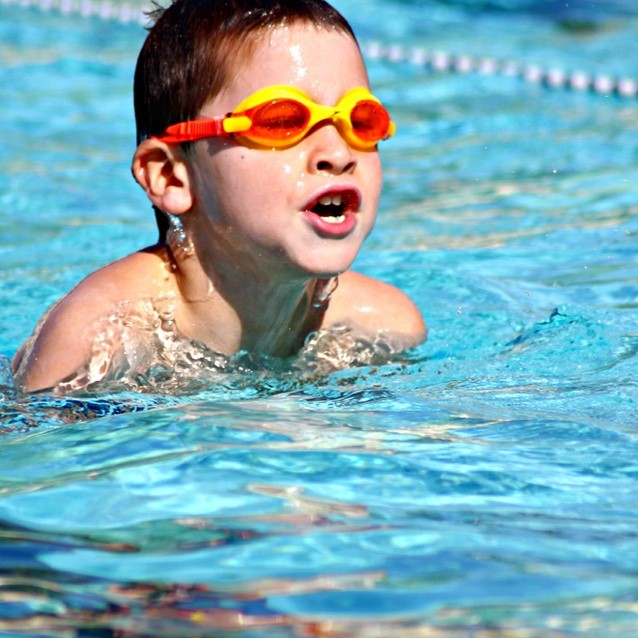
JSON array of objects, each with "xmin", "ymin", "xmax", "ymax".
[
  {"xmin": 13, "ymin": 248, "xmax": 171, "ymax": 393},
  {"xmin": 13, "ymin": 296, "xmax": 106, "ymax": 393}
]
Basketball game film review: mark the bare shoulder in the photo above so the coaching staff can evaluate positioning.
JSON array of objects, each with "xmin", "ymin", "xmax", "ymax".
[
  {"xmin": 13, "ymin": 246, "xmax": 172, "ymax": 392},
  {"xmin": 69, "ymin": 246, "xmax": 173, "ymax": 303},
  {"xmin": 324, "ymin": 270, "xmax": 427, "ymax": 348}
]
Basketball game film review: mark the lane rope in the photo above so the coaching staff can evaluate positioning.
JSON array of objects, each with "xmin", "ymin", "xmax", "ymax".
[
  {"xmin": 4, "ymin": 0, "xmax": 637, "ymax": 99},
  {"xmin": 361, "ymin": 41, "xmax": 638, "ymax": 99},
  {"xmin": 1, "ymin": 0, "xmax": 147, "ymax": 24}
]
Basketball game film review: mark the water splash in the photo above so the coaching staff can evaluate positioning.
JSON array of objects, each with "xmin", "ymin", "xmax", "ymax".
[{"xmin": 3, "ymin": 298, "xmax": 410, "ymax": 430}]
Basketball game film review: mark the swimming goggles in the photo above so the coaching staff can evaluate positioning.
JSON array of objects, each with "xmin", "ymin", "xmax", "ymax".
[{"xmin": 155, "ymin": 85, "xmax": 396, "ymax": 150}]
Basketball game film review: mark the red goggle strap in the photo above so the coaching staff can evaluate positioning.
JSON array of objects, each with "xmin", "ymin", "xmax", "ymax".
[{"xmin": 156, "ymin": 118, "xmax": 227, "ymax": 144}]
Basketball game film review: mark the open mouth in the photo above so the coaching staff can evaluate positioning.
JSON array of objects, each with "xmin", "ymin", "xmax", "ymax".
[
  {"xmin": 306, "ymin": 189, "xmax": 360, "ymax": 225},
  {"xmin": 311, "ymin": 194, "xmax": 347, "ymax": 224}
]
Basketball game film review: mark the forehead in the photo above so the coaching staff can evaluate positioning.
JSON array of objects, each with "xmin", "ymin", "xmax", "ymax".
[{"xmin": 214, "ymin": 23, "xmax": 369, "ymax": 109}]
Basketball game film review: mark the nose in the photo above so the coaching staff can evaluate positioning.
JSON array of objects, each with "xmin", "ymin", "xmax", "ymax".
[{"xmin": 306, "ymin": 123, "xmax": 357, "ymax": 175}]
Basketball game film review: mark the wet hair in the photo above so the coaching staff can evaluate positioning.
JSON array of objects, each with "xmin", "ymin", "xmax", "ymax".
[{"xmin": 133, "ymin": 0, "xmax": 358, "ymax": 241}]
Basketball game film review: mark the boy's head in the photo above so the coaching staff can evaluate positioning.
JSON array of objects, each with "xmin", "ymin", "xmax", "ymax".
[
  {"xmin": 134, "ymin": 0, "xmax": 357, "ymax": 146},
  {"xmin": 134, "ymin": 0, "xmax": 358, "ymax": 241}
]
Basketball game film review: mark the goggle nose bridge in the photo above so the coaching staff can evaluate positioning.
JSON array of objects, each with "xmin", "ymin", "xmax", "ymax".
[{"xmin": 307, "ymin": 104, "xmax": 354, "ymax": 134}]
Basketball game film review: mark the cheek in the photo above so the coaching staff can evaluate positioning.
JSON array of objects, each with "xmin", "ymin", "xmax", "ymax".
[
  {"xmin": 233, "ymin": 154, "xmax": 303, "ymax": 215},
  {"xmin": 364, "ymin": 155, "xmax": 383, "ymax": 203},
  {"xmin": 193, "ymin": 150, "xmax": 297, "ymax": 227},
  {"xmin": 193, "ymin": 151, "xmax": 263, "ymax": 208},
  {"xmin": 226, "ymin": 150, "xmax": 292, "ymax": 187}
]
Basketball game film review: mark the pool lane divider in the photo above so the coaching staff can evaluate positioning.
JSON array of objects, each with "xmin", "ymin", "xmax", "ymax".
[
  {"xmin": 4, "ymin": 0, "xmax": 638, "ymax": 100},
  {"xmin": 3, "ymin": 0, "xmax": 146, "ymax": 23},
  {"xmin": 361, "ymin": 42, "xmax": 638, "ymax": 100}
]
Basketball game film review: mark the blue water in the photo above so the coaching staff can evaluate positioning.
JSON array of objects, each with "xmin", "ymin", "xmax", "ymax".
[{"xmin": 1, "ymin": 0, "xmax": 638, "ymax": 635}]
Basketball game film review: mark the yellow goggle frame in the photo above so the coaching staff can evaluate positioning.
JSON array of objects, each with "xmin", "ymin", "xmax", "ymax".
[{"xmin": 155, "ymin": 85, "xmax": 396, "ymax": 150}]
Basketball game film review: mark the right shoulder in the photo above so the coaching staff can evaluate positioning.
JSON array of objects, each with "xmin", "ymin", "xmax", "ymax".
[{"xmin": 13, "ymin": 246, "xmax": 174, "ymax": 393}]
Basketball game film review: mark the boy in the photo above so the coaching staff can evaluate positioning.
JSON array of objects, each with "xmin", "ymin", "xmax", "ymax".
[{"xmin": 13, "ymin": 0, "xmax": 426, "ymax": 393}]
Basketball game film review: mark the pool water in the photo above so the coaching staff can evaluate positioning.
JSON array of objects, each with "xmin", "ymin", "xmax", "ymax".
[{"xmin": 1, "ymin": 0, "xmax": 638, "ymax": 635}]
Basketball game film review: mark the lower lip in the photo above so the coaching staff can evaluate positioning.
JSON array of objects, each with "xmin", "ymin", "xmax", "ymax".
[{"xmin": 302, "ymin": 210, "xmax": 357, "ymax": 238}]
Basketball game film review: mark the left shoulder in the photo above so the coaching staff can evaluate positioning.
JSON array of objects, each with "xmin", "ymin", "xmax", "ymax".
[{"xmin": 324, "ymin": 270, "xmax": 427, "ymax": 347}]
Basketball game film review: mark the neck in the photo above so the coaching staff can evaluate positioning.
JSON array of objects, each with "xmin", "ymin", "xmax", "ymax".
[
  {"xmin": 236, "ymin": 278, "xmax": 315, "ymax": 354},
  {"xmin": 167, "ymin": 240, "xmax": 328, "ymax": 358}
]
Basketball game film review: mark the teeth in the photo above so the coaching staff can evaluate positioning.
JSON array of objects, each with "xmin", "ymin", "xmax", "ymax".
[
  {"xmin": 319, "ymin": 194, "xmax": 343, "ymax": 207},
  {"xmin": 322, "ymin": 215, "xmax": 346, "ymax": 224}
]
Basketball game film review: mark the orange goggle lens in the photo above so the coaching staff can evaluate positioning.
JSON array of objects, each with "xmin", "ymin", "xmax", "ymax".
[
  {"xmin": 350, "ymin": 100, "xmax": 392, "ymax": 143},
  {"xmin": 246, "ymin": 99, "xmax": 311, "ymax": 142}
]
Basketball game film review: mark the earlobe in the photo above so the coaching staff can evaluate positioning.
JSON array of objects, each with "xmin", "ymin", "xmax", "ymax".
[{"xmin": 131, "ymin": 139, "xmax": 193, "ymax": 215}]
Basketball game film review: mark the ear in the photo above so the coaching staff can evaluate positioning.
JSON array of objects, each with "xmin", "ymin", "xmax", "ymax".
[{"xmin": 132, "ymin": 139, "xmax": 193, "ymax": 215}]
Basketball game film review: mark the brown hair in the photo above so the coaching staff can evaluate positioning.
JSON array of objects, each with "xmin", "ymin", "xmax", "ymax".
[{"xmin": 133, "ymin": 0, "xmax": 358, "ymax": 241}]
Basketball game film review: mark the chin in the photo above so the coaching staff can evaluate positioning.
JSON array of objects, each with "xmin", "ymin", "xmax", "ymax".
[{"xmin": 290, "ymin": 246, "xmax": 359, "ymax": 279}]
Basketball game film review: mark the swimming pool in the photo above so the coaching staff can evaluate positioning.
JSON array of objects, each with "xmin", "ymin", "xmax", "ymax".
[{"xmin": 1, "ymin": 0, "xmax": 638, "ymax": 635}]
